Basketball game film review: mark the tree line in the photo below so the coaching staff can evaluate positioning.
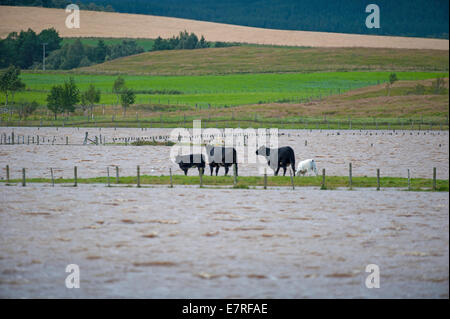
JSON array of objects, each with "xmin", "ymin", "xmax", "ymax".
[
  {"xmin": 153, "ymin": 31, "xmax": 210, "ymax": 51},
  {"xmin": 0, "ymin": 28, "xmax": 145, "ymax": 70},
  {"xmin": 0, "ymin": 0, "xmax": 114, "ymax": 12},
  {"xmin": 0, "ymin": 28, "xmax": 221, "ymax": 70}
]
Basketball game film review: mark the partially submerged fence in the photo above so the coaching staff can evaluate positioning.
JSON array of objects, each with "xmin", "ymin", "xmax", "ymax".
[{"xmin": 1, "ymin": 163, "xmax": 442, "ymax": 191}]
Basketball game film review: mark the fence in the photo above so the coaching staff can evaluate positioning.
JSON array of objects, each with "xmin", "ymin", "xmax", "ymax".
[{"xmin": 1, "ymin": 163, "xmax": 441, "ymax": 191}]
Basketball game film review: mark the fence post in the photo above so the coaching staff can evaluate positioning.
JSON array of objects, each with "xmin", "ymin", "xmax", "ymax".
[
  {"xmin": 169, "ymin": 168, "xmax": 173, "ymax": 188},
  {"xmin": 289, "ymin": 168, "xmax": 295, "ymax": 190},
  {"xmin": 376, "ymin": 168, "xmax": 380, "ymax": 191},
  {"xmin": 321, "ymin": 168, "xmax": 326, "ymax": 189},
  {"xmin": 199, "ymin": 167, "xmax": 203, "ymax": 188},
  {"xmin": 433, "ymin": 167, "xmax": 436, "ymax": 191},
  {"xmin": 349, "ymin": 163, "xmax": 353, "ymax": 189},
  {"xmin": 116, "ymin": 166, "xmax": 119, "ymax": 184},
  {"xmin": 50, "ymin": 168, "xmax": 55, "ymax": 187},
  {"xmin": 233, "ymin": 164, "xmax": 237, "ymax": 186},
  {"xmin": 264, "ymin": 168, "xmax": 267, "ymax": 190},
  {"xmin": 137, "ymin": 165, "xmax": 141, "ymax": 187},
  {"xmin": 74, "ymin": 166, "xmax": 77, "ymax": 187},
  {"xmin": 107, "ymin": 167, "xmax": 110, "ymax": 187},
  {"xmin": 22, "ymin": 168, "xmax": 26, "ymax": 187},
  {"xmin": 407, "ymin": 169, "xmax": 411, "ymax": 191},
  {"xmin": 6, "ymin": 165, "xmax": 10, "ymax": 184}
]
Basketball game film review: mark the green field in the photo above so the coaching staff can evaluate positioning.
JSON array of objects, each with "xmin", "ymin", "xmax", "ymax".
[{"xmin": 3, "ymin": 71, "xmax": 448, "ymax": 108}]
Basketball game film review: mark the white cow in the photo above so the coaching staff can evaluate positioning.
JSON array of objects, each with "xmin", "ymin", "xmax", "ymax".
[{"xmin": 296, "ymin": 159, "xmax": 318, "ymax": 176}]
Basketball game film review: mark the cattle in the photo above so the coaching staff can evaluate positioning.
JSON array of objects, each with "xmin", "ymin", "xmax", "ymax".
[
  {"xmin": 256, "ymin": 146, "xmax": 295, "ymax": 176},
  {"xmin": 296, "ymin": 159, "xmax": 318, "ymax": 176},
  {"xmin": 204, "ymin": 145, "xmax": 238, "ymax": 176},
  {"xmin": 175, "ymin": 154, "xmax": 206, "ymax": 175}
]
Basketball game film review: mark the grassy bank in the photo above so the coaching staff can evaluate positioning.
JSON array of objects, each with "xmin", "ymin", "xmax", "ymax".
[{"xmin": 2, "ymin": 175, "xmax": 448, "ymax": 191}]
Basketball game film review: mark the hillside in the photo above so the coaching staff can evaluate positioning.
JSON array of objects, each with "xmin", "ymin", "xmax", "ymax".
[
  {"xmin": 0, "ymin": 6, "xmax": 448, "ymax": 50},
  {"xmin": 77, "ymin": 46, "xmax": 450, "ymax": 76}
]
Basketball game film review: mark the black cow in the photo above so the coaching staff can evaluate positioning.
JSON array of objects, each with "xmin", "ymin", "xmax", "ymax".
[
  {"xmin": 256, "ymin": 146, "xmax": 296, "ymax": 176},
  {"xmin": 175, "ymin": 154, "xmax": 206, "ymax": 175},
  {"xmin": 205, "ymin": 145, "xmax": 238, "ymax": 176}
]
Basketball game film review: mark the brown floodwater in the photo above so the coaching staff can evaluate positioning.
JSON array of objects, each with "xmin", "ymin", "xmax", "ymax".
[
  {"xmin": 0, "ymin": 184, "xmax": 448, "ymax": 298},
  {"xmin": 0, "ymin": 127, "xmax": 448, "ymax": 179}
]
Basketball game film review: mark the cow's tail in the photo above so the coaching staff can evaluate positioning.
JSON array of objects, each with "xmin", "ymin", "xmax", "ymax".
[
  {"xmin": 234, "ymin": 150, "xmax": 239, "ymax": 176},
  {"xmin": 291, "ymin": 150, "xmax": 296, "ymax": 176}
]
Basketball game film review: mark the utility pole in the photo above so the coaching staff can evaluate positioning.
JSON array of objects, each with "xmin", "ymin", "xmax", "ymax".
[{"xmin": 42, "ymin": 43, "xmax": 48, "ymax": 71}]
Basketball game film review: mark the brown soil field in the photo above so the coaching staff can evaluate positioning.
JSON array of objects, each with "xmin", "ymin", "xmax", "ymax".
[{"xmin": 0, "ymin": 5, "xmax": 448, "ymax": 50}]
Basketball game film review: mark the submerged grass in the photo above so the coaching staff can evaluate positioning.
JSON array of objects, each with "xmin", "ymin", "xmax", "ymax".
[{"xmin": 1, "ymin": 175, "xmax": 448, "ymax": 191}]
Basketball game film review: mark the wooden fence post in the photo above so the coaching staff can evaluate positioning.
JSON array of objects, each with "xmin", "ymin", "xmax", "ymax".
[
  {"xmin": 376, "ymin": 168, "xmax": 380, "ymax": 191},
  {"xmin": 169, "ymin": 168, "xmax": 173, "ymax": 188},
  {"xmin": 22, "ymin": 168, "xmax": 26, "ymax": 187},
  {"xmin": 74, "ymin": 166, "xmax": 77, "ymax": 187},
  {"xmin": 50, "ymin": 168, "xmax": 55, "ymax": 187},
  {"xmin": 116, "ymin": 166, "xmax": 119, "ymax": 184},
  {"xmin": 107, "ymin": 167, "xmax": 110, "ymax": 187},
  {"xmin": 199, "ymin": 167, "xmax": 203, "ymax": 188},
  {"xmin": 233, "ymin": 164, "xmax": 237, "ymax": 186},
  {"xmin": 137, "ymin": 165, "xmax": 141, "ymax": 187},
  {"xmin": 264, "ymin": 168, "xmax": 267, "ymax": 190},
  {"xmin": 289, "ymin": 168, "xmax": 295, "ymax": 190},
  {"xmin": 407, "ymin": 169, "xmax": 411, "ymax": 191},
  {"xmin": 433, "ymin": 167, "xmax": 436, "ymax": 191},
  {"xmin": 6, "ymin": 165, "xmax": 10, "ymax": 184},
  {"xmin": 321, "ymin": 168, "xmax": 326, "ymax": 189},
  {"xmin": 349, "ymin": 163, "xmax": 352, "ymax": 189}
]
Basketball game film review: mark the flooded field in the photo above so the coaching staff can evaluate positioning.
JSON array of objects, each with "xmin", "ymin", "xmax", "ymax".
[
  {"xmin": 0, "ymin": 185, "xmax": 448, "ymax": 298},
  {"xmin": 0, "ymin": 127, "xmax": 448, "ymax": 298},
  {"xmin": 0, "ymin": 127, "xmax": 448, "ymax": 179}
]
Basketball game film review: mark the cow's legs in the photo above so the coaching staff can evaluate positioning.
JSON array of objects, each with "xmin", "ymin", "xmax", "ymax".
[
  {"xmin": 215, "ymin": 166, "xmax": 220, "ymax": 176},
  {"xmin": 275, "ymin": 167, "xmax": 280, "ymax": 176},
  {"xmin": 183, "ymin": 168, "xmax": 188, "ymax": 176},
  {"xmin": 224, "ymin": 165, "xmax": 229, "ymax": 176},
  {"xmin": 282, "ymin": 166, "xmax": 287, "ymax": 176},
  {"xmin": 209, "ymin": 164, "xmax": 214, "ymax": 176}
]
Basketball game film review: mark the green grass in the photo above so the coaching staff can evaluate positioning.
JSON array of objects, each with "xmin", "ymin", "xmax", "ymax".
[
  {"xmin": 2, "ymin": 175, "xmax": 448, "ymax": 191},
  {"xmin": 3, "ymin": 71, "xmax": 447, "ymax": 108}
]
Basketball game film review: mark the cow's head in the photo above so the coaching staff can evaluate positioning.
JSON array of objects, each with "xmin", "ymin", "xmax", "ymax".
[{"xmin": 256, "ymin": 146, "xmax": 270, "ymax": 157}]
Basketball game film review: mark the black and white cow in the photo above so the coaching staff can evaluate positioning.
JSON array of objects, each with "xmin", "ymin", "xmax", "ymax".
[
  {"xmin": 175, "ymin": 154, "xmax": 206, "ymax": 175},
  {"xmin": 204, "ymin": 145, "xmax": 238, "ymax": 176},
  {"xmin": 256, "ymin": 146, "xmax": 296, "ymax": 176}
]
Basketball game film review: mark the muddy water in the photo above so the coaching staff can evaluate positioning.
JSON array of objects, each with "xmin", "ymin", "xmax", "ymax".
[
  {"xmin": 0, "ymin": 127, "xmax": 448, "ymax": 179},
  {"xmin": 0, "ymin": 185, "xmax": 448, "ymax": 298}
]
